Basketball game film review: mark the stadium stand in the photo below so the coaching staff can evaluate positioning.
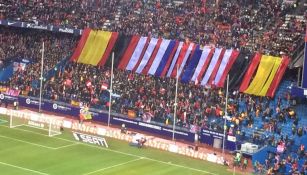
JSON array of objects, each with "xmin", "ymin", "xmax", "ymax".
[{"xmin": 0, "ymin": 0, "xmax": 306, "ymax": 174}]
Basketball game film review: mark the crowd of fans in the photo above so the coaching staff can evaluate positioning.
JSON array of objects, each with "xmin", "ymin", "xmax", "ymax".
[
  {"xmin": 0, "ymin": 26, "xmax": 78, "ymax": 95},
  {"xmin": 0, "ymin": 0, "xmax": 119, "ymax": 29},
  {"xmin": 253, "ymin": 145, "xmax": 307, "ymax": 174},
  {"xmin": 1, "ymin": 0, "xmax": 306, "ymax": 56},
  {"xmin": 0, "ymin": 0, "xmax": 306, "ymax": 173}
]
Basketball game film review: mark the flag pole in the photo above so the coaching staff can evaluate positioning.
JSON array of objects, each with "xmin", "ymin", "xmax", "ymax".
[
  {"xmin": 302, "ymin": 29, "xmax": 307, "ymax": 88},
  {"xmin": 222, "ymin": 74, "xmax": 229, "ymax": 156},
  {"xmin": 39, "ymin": 42, "xmax": 44, "ymax": 113},
  {"xmin": 172, "ymin": 64, "xmax": 179, "ymax": 141},
  {"xmin": 108, "ymin": 52, "xmax": 114, "ymax": 127}
]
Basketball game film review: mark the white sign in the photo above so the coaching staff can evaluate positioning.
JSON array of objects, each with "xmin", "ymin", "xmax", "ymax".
[{"xmin": 72, "ymin": 132, "xmax": 108, "ymax": 148}]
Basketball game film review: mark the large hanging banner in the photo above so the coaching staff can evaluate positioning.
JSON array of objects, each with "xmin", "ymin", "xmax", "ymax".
[
  {"xmin": 126, "ymin": 37, "xmax": 149, "ymax": 71},
  {"xmin": 244, "ymin": 55, "xmax": 277, "ymax": 95},
  {"xmin": 191, "ymin": 47, "xmax": 214, "ymax": 84},
  {"xmin": 117, "ymin": 35, "xmax": 140, "ymax": 70},
  {"xmin": 156, "ymin": 41, "xmax": 179, "ymax": 77},
  {"xmin": 70, "ymin": 28, "xmax": 91, "ymax": 62},
  {"xmin": 135, "ymin": 38, "xmax": 159, "ymax": 73},
  {"xmin": 131, "ymin": 37, "xmax": 151, "ymax": 72},
  {"xmin": 98, "ymin": 32, "xmax": 119, "ymax": 66},
  {"xmin": 105, "ymin": 34, "xmax": 132, "ymax": 68},
  {"xmin": 239, "ymin": 53, "xmax": 262, "ymax": 92},
  {"xmin": 147, "ymin": 39, "xmax": 171, "ymax": 75},
  {"xmin": 259, "ymin": 57, "xmax": 282, "ymax": 96},
  {"xmin": 228, "ymin": 50, "xmax": 252, "ymax": 89},
  {"xmin": 181, "ymin": 48, "xmax": 202, "ymax": 83},
  {"xmin": 166, "ymin": 42, "xmax": 184, "ymax": 77},
  {"xmin": 201, "ymin": 48, "xmax": 223, "ymax": 86},
  {"xmin": 77, "ymin": 30, "xmax": 97, "ymax": 64},
  {"xmin": 177, "ymin": 43, "xmax": 196, "ymax": 77},
  {"xmin": 216, "ymin": 50, "xmax": 239, "ymax": 87},
  {"xmin": 267, "ymin": 57, "xmax": 290, "ymax": 97},
  {"xmin": 87, "ymin": 31, "xmax": 112, "ymax": 65},
  {"xmin": 67, "ymin": 28, "xmax": 289, "ymax": 97},
  {"xmin": 141, "ymin": 39, "xmax": 163, "ymax": 74},
  {"xmin": 213, "ymin": 49, "xmax": 233, "ymax": 86}
]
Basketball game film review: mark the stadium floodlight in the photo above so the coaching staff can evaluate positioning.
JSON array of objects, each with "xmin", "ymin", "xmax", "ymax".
[{"xmin": 9, "ymin": 109, "xmax": 62, "ymax": 137}]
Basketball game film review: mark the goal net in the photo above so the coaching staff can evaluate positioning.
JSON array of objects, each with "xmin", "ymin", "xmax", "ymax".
[{"xmin": 9, "ymin": 110, "xmax": 62, "ymax": 137}]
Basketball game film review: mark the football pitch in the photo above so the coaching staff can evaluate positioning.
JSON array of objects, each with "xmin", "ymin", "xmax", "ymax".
[{"xmin": 0, "ymin": 115, "xmax": 234, "ymax": 175}]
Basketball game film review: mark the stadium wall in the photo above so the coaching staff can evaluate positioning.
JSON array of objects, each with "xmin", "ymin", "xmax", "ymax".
[
  {"xmin": 0, "ymin": 107, "xmax": 226, "ymax": 165},
  {"xmin": 0, "ymin": 94, "xmax": 237, "ymax": 150}
]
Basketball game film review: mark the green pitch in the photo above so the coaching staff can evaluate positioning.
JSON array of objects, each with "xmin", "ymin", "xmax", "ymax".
[{"xmin": 0, "ymin": 115, "xmax": 234, "ymax": 175}]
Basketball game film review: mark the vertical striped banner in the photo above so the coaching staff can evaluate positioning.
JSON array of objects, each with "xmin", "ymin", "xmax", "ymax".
[
  {"xmin": 141, "ymin": 39, "xmax": 163, "ymax": 74},
  {"xmin": 181, "ymin": 47, "xmax": 202, "ymax": 83},
  {"xmin": 155, "ymin": 40, "xmax": 178, "ymax": 77},
  {"xmin": 108, "ymin": 34, "xmax": 132, "ymax": 68},
  {"xmin": 216, "ymin": 50, "xmax": 239, "ymax": 87},
  {"xmin": 88, "ymin": 31, "xmax": 112, "ymax": 65},
  {"xmin": 135, "ymin": 38, "xmax": 159, "ymax": 73},
  {"xmin": 170, "ymin": 42, "xmax": 190, "ymax": 78},
  {"xmin": 177, "ymin": 43, "xmax": 196, "ymax": 77},
  {"xmin": 213, "ymin": 49, "xmax": 233, "ymax": 86},
  {"xmin": 228, "ymin": 50, "xmax": 252, "ymax": 89},
  {"xmin": 166, "ymin": 42, "xmax": 184, "ymax": 77},
  {"xmin": 70, "ymin": 28, "xmax": 91, "ymax": 62},
  {"xmin": 259, "ymin": 57, "xmax": 282, "ymax": 96},
  {"xmin": 98, "ymin": 32, "xmax": 119, "ymax": 66},
  {"xmin": 147, "ymin": 39, "xmax": 171, "ymax": 75},
  {"xmin": 131, "ymin": 37, "xmax": 150, "ymax": 72},
  {"xmin": 77, "ymin": 30, "xmax": 97, "ymax": 64},
  {"xmin": 266, "ymin": 56, "xmax": 290, "ymax": 97},
  {"xmin": 239, "ymin": 53, "xmax": 262, "ymax": 92},
  {"xmin": 126, "ymin": 37, "xmax": 148, "ymax": 71},
  {"xmin": 191, "ymin": 47, "xmax": 213, "ymax": 83},
  {"xmin": 244, "ymin": 55, "xmax": 276, "ymax": 95},
  {"xmin": 117, "ymin": 35, "xmax": 140, "ymax": 70},
  {"xmin": 201, "ymin": 48, "xmax": 223, "ymax": 86}
]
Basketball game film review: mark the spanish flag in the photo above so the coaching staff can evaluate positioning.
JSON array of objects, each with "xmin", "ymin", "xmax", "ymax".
[{"xmin": 70, "ymin": 29, "xmax": 118, "ymax": 66}]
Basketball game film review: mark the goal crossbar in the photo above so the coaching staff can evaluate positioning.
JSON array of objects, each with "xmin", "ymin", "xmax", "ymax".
[{"xmin": 9, "ymin": 109, "xmax": 62, "ymax": 137}]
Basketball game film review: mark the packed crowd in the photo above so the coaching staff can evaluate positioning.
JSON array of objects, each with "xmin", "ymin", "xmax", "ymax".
[
  {"xmin": 114, "ymin": 0, "xmax": 303, "ymax": 56},
  {"xmin": 0, "ymin": 26, "xmax": 306, "ymax": 140},
  {"xmin": 253, "ymin": 145, "xmax": 307, "ymax": 174},
  {"xmin": 0, "ymin": 0, "xmax": 306, "ymax": 173},
  {"xmin": 1, "ymin": 0, "xmax": 119, "ymax": 29},
  {"xmin": 1, "ymin": 0, "xmax": 306, "ymax": 56},
  {"xmin": 0, "ymin": 26, "xmax": 78, "ymax": 95}
]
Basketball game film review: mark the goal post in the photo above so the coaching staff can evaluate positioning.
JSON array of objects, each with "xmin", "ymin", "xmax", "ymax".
[
  {"xmin": 9, "ymin": 109, "xmax": 62, "ymax": 137},
  {"xmin": 48, "ymin": 119, "xmax": 62, "ymax": 137},
  {"xmin": 9, "ymin": 110, "xmax": 24, "ymax": 128}
]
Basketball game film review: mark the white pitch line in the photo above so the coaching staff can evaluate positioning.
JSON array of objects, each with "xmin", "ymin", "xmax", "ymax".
[
  {"xmin": 143, "ymin": 157, "xmax": 217, "ymax": 175},
  {"xmin": 83, "ymin": 158, "xmax": 142, "ymax": 175},
  {"xmin": 0, "ymin": 126, "xmax": 79, "ymax": 150},
  {"xmin": 0, "ymin": 125, "xmax": 217, "ymax": 175},
  {"xmin": 54, "ymin": 143, "xmax": 79, "ymax": 150},
  {"xmin": 0, "ymin": 135, "xmax": 56, "ymax": 150},
  {"xmin": 0, "ymin": 161, "xmax": 49, "ymax": 175},
  {"xmin": 0, "ymin": 125, "xmax": 75, "ymax": 143}
]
